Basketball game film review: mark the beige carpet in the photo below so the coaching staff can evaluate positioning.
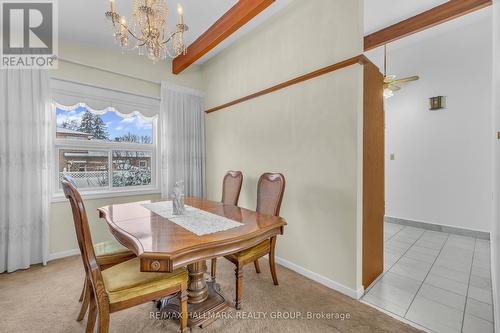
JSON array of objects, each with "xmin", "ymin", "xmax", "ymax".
[{"xmin": 0, "ymin": 256, "xmax": 422, "ymax": 333}]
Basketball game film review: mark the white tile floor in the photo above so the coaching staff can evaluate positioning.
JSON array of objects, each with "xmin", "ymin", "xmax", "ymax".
[{"xmin": 362, "ymin": 222, "xmax": 494, "ymax": 333}]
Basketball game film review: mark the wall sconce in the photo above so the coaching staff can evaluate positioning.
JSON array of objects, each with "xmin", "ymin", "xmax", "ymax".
[{"xmin": 429, "ymin": 96, "xmax": 446, "ymax": 110}]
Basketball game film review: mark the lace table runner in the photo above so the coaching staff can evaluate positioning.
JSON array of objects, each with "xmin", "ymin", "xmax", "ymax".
[{"xmin": 141, "ymin": 201, "xmax": 243, "ymax": 236}]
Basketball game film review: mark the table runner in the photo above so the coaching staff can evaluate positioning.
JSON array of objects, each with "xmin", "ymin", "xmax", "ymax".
[{"xmin": 141, "ymin": 201, "xmax": 243, "ymax": 236}]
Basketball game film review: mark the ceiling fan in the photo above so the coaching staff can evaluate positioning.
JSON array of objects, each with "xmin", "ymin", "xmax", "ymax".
[{"xmin": 383, "ymin": 45, "xmax": 419, "ymax": 98}]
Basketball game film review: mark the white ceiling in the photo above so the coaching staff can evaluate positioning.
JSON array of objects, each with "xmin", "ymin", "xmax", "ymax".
[
  {"xmin": 364, "ymin": 0, "xmax": 492, "ymax": 70},
  {"xmin": 59, "ymin": 0, "xmax": 291, "ymax": 65},
  {"xmin": 364, "ymin": 0, "xmax": 448, "ymax": 34},
  {"xmin": 365, "ymin": 6, "xmax": 492, "ymax": 73},
  {"xmin": 199, "ymin": 0, "xmax": 291, "ymax": 63},
  {"xmin": 60, "ymin": 1, "xmax": 484, "ymax": 68}
]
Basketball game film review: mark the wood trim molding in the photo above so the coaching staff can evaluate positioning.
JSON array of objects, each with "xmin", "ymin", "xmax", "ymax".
[
  {"xmin": 172, "ymin": 0, "xmax": 275, "ymax": 74},
  {"xmin": 362, "ymin": 61, "xmax": 385, "ymax": 288},
  {"xmin": 364, "ymin": 0, "xmax": 492, "ymax": 51},
  {"xmin": 205, "ymin": 55, "xmax": 369, "ymax": 114}
]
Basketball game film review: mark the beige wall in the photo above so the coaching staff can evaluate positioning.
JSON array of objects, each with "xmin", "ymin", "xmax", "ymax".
[
  {"xmin": 49, "ymin": 42, "xmax": 203, "ymax": 257},
  {"xmin": 202, "ymin": 0, "xmax": 364, "ymax": 292}
]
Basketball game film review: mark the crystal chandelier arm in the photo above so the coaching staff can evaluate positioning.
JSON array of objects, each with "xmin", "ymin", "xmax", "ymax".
[
  {"xmin": 161, "ymin": 24, "xmax": 188, "ymax": 45},
  {"xmin": 107, "ymin": 11, "xmax": 142, "ymax": 42},
  {"xmin": 115, "ymin": 17, "xmax": 142, "ymax": 41},
  {"xmin": 161, "ymin": 31, "xmax": 177, "ymax": 44}
]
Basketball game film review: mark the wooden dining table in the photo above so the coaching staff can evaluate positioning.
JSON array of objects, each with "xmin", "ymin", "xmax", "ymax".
[{"xmin": 98, "ymin": 197, "xmax": 287, "ymax": 328}]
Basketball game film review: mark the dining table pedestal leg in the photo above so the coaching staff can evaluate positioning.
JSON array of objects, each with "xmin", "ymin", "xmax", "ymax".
[
  {"xmin": 157, "ymin": 260, "xmax": 229, "ymax": 328},
  {"xmin": 187, "ymin": 261, "xmax": 209, "ymax": 303}
]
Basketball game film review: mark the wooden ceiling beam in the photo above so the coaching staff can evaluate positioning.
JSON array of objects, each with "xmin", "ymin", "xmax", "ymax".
[
  {"xmin": 172, "ymin": 0, "xmax": 275, "ymax": 74},
  {"xmin": 364, "ymin": 0, "xmax": 492, "ymax": 51}
]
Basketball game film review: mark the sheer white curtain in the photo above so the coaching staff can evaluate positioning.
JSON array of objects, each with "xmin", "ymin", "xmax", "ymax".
[
  {"xmin": 160, "ymin": 82, "xmax": 205, "ymax": 198},
  {"xmin": 0, "ymin": 69, "xmax": 51, "ymax": 273}
]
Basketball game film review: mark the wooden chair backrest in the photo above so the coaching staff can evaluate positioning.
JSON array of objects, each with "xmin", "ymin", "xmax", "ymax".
[
  {"xmin": 256, "ymin": 173, "xmax": 285, "ymax": 217},
  {"xmin": 222, "ymin": 171, "xmax": 243, "ymax": 206},
  {"xmin": 61, "ymin": 178, "xmax": 105, "ymax": 297}
]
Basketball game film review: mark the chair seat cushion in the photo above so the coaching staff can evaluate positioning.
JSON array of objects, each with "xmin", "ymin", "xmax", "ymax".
[
  {"xmin": 102, "ymin": 258, "xmax": 187, "ymax": 304},
  {"xmin": 94, "ymin": 240, "xmax": 135, "ymax": 267},
  {"xmin": 94, "ymin": 240, "xmax": 130, "ymax": 256},
  {"xmin": 226, "ymin": 239, "xmax": 270, "ymax": 262}
]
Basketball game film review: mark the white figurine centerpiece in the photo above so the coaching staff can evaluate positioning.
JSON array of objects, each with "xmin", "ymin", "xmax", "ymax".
[{"xmin": 172, "ymin": 181, "xmax": 186, "ymax": 215}]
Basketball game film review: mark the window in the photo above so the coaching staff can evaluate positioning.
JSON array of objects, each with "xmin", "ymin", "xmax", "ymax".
[
  {"xmin": 55, "ymin": 104, "xmax": 157, "ymax": 196},
  {"xmin": 53, "ymin": 99, "xmax": 158, "ymax": 198},
  {"xmin": 51, "ymin": 79, "xmax": 160, "ymax": 199}
]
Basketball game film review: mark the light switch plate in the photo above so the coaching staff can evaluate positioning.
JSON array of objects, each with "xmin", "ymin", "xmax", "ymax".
[{"xmin": 390, "ymin": 153, "xmax": 395, "ymax": 160}]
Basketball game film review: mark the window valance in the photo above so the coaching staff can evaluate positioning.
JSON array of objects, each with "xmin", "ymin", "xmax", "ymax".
[{"xmin": 50, "ymin": 78, "xmax": 160, "ymax": 117}]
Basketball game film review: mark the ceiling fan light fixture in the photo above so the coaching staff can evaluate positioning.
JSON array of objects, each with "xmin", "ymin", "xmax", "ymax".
[
  {"xmin": 382, "ymin": 44, "xmax": 419, "ymax": 98},
  {"xmin": 384, "ymin": 88, "xmax": 394, "ymax": 99}
]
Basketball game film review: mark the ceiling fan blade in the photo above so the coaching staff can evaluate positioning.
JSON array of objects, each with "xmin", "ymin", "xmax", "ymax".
[
  {"xmin": 392, "ymin": 76, "xmax": 419, "ymax": 84},
  {"xmin": 384, "ymin": 74, "xmax": 397, "ymax": 83},
  {"xmin": 389, "ymin": 84, "xmax": 401, "ymax": 91}
]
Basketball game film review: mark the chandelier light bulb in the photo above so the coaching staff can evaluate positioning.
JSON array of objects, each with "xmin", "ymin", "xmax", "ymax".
[{"xmin": 177, "ymin": 4, "xmax": 184, "ymax": 25}]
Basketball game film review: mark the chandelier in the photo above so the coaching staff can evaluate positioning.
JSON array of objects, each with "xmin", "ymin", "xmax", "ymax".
[{"xmin": 105, "ymin": 0, "xmax": 188, "ymax": 62}]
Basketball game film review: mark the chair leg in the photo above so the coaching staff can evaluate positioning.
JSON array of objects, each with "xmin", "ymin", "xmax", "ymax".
[
  {"xmin": 211, "ymin": 258, "xmax": 217, "ymax": 280},
  {"xmin": 179, "ymin": 284, "xmax": 188, "ymax": 333},
  {"xmin": 253, "ymin": 259, "xmax": 261, "ymax": 273},
  {"xmin": 79, "ymin": 277, "xmax": 87, "ymax": 302},
  {"xmin": 97, "ymin": 309, "xmax": 110, "ymax": 333},
  {"xmin": 77, "ymin": 278, "xmax": 91, "ymax": 321},
  {"xmin": 86, "ymin": 291, "xmax": 97, "ymax": 333},
  {"xmin": 235, "ymin": 264, "xmax": 243, "ymax": 310},
  {"xmin": 269, "ymin": 236, "xmax": 279, "ymax": 286},
  {"xmin": 95, "ymin": 293, "xmax": 110, "ymax": 333}
]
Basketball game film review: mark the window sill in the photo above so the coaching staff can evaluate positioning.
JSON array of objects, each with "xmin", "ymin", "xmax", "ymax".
[{"xmin": 51, "ymin": 188, "xmax": 161, "ymax": 203}]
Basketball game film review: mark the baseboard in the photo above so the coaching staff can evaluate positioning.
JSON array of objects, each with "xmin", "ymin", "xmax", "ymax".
[
  {"xmin": 385, "ymin": 216, "xmax": 490, "ymax": 240},
  {"xmin": 274, "ymin": 255, "xmax": 364, "ymax": 299},
  {"xmin": 48, "ymin": 248, "xmax": 80, "ymax": 261},
  {"xmin": 47, "ymin": 249, "xmax": 364, "ymax": 300}
]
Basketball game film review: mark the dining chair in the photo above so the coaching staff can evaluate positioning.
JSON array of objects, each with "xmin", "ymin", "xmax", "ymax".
[
  {"xmin": 214, "ymin": 172, "xmax": 285, "ymax": 310},
  {"xmin": 221, "ymin": 171, "xmax": 243, "ymax": 205},
  {"xmin": 63, "ymin": 176, "xmax": 136, "ymax": 322},
  {"xmin": 62, "ymin": 179, "xmax": 189, "ymax": 333},
  {"xmin": 211, "ymin": 171, "xmax": 243, "ymax": 280}
]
